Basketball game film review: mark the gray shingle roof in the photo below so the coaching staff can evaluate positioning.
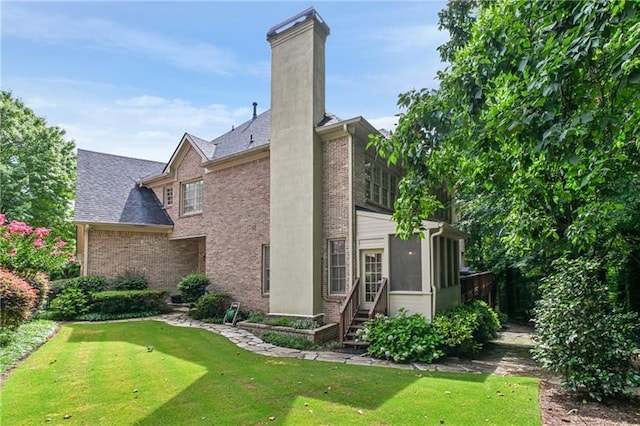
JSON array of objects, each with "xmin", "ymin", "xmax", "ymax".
[
  {"xmin": 75, "ymin": 149, "xmax": 173, "ymax": 226},
  {"xmin": 210, "ymin": 110, "xmax": 271, "ymax": 160}
]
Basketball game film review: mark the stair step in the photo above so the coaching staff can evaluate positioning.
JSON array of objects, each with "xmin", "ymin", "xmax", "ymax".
[{"xmin": 342, "ymin": 340, "xmax": 369, "ymax": 347}]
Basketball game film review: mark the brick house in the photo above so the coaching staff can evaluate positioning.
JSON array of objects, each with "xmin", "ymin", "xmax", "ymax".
[{"xmin": 74, "ymin": 8, "xmax": 466, "ymax": 337}]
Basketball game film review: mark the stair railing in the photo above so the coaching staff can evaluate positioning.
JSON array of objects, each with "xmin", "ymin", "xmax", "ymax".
[
  {"xmin": 339, "ymin": 277, "xmax": 361, "ymax": 344},
  {"xmin": 367, "ymin": 277, "xmax": 388, "ymax": 319}
]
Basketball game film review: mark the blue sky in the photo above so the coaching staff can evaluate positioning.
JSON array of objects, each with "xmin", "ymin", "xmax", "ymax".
[{"xmin": 2, "ymin": 1, "xmax": 448, "ymax": 162}]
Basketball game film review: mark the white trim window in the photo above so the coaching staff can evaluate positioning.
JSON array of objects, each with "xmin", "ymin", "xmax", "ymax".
[
  {"xmin": 364, "ymin": 159, "xmax": 400, "ymax": 210},
  {"xmin": 181, "ymin": 180, "xmax": 203, "ymax": 215},
  {"xmin": 329, "ymin": 239, "xmax": 346, "ymax": 294},
  {"xmin": 262, "ymin": 245, "xmax": 270, "ymax": 294}
]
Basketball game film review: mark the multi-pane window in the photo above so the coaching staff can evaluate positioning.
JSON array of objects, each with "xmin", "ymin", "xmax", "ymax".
[
  {"xmin": 164, "ymin": 186, "xmax": 173, "ymax": 207},
  {"xmin": 372, "ymin": 167, "xmax": 381, "ymax": 204},
  {"xmin": 181, "ymin": 180, "xmax": 203, "ymax": 215},
  {"xmin": 262, "ymin": 245, "xmax": 270, "ymax": 294},
  {"xmin": 365, "ymin": 159, "xmax": 400, "ymax": 210},
  {"xmin": 435, "ymin": 236, "xmax": 460, "ymax": 288},
  {"xmin": 329, "ymin": 239, "xmax": 346, "ymax": 294}
]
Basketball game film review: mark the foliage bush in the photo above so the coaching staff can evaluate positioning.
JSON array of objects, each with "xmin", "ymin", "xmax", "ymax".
[
  {"xmin": 532, "ymin": 258, "xmax": 640, "ymax": 400},
  {"xmin": 261, "ymin": 332, "xmax": 318, "ymax": 350},
  {"xmin": 189, "ymin": 292, "xmax": 232, "ymax": 321},
  {"xmin": 432, "ymin": 308, "xmax": 480, "ymax": 357},
  {"xmin": 25, "ymin": 272, "xmax": 50, "ymax": 310},
  {"xmin": 90, "ymin": 290, "xmax": 169, "ymax": 314},
  {"xmin": 177, "ymin": 273, "xmax": 210, "ymax": 303},
  {"xmin": 49, "ymin": 286, "xmax": 89, "ymax": 320},
  {"xmin": 244, "ymin": 313, "xmax": 320, "ymax": 330},
  {"xmin": 0, "ymin": 269, "xmax": 38, "ymax": 329},
  {"xmin": 111, "ymin": 271, "xmax": 148, "ymax": 291},
  {"xmin": 362, "ymin": 309, "xmax": 443, "ymax": 363},
  {"xmin": 49, "ymin": 275, "xmax": 108, "ymax": 301},
  {"xmin": 433, "ymin": 300, "xmax": 502, "ymax": 357}
]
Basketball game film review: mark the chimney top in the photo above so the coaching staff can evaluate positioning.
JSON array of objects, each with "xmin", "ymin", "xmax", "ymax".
[
  {"xmin": 252, "ymin": 102, "xmax": 258, "ymax": 119},
  {"xmin": 266, "ymin": 7, "xmax": 330, "ymax": 40}
]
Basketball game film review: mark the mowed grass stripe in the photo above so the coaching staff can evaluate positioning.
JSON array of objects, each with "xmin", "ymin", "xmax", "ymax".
[{"xmin": 1, "ymin": 321, "xmax": 541, "ymax": 425}]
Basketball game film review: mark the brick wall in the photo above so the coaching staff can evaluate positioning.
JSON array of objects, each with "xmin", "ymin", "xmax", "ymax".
[
  {"xmin": 86, "ymin": 229, "xmax": 200, "ymax": 291},
  {"xmin": 322, "ymin": 135, "xmax": 350, "ymax": 323},
  {"xmin": 203, "ymin": 157, "xmax": 270, "ymax": 314},
  {"xmin": 145, "ymin": 143, "xmax": 270, "ymax": 313},
  {"xmin": 157, "ymin": 145, "xmax": 206, "ymax": 238}
]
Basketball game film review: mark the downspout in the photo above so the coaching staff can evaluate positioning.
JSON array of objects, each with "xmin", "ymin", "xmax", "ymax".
[{"xmin": 429, "ymin": 223, "xmax": 445, "ymax": 320}]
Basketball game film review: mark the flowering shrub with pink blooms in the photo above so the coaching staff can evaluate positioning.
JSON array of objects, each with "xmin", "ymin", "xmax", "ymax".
[{"xmin": 0, "ymin": 214, "xmax": 76, "ymax": 278}]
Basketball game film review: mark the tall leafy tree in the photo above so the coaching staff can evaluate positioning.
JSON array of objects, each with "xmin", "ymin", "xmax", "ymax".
[
  {"xmin": 372, "ymin": 0, "xmax": 640, "ymax": 396},
  {"xmin": 373, "ymin": 0, "xmax": 640, "ymax": 301},
  {"xmin": 1, "ymin": 91, "xmax": 76, "ymax": 242}
]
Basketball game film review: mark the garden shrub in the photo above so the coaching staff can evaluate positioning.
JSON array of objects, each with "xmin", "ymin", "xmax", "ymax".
[
  {"xmin": 177, "ymin": 273, "xmax": 210, "ymax": 303},
  {"xmin": 112, "ymin": 271, "xmax": 148, "ymax": 290},
  {"xmin": 261, "ymin": 332, "xmax": 318, "ymax": 350},
  {"xmin": 433, "ymin": 300, "xmax": 501, "ymax": 357},
  {"xmin": 243, "ymin": 313, "xmax": 320, "ymax": 329},
  {"xmin": 361, "ymin": 309, "xmax": 443, "ymax": 363},
  {"xmin": 468, "ymin": 300, "xmax": 501, "ymax": 343},
  {"xmin": 532, "ymin": 258, "xmax": 640, "ymax": 400},
  {"xmin": 74, "ymin": 275, "xmax": 109, "ymax": 294},
  {"xmin": 48, "ymin": 286, "xmax": 89, "ymax": 320},
  {"xmin": 25, "ymin": 272, "xmax": 50, "ymax": 310},
  {"xmin": 49, "ymin": 275, "xmax": 108, "ymax": 301},
  {"xmin": 90, "ymin": 290, "xmax": 169, "ymax": 314},
  {"xmin": 0, "ymin": 269, "xmax": 38, "ymax": 329},
  {"xmin": 432, "ymin": 308, "xmax": 480, "ymax": 357},
  {"xmin": 189, "ymin": 292, "xmax": 232, "ymax": 321}
]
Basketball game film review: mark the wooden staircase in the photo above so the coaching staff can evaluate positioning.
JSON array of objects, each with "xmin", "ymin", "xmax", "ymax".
[
  {"xmin": 342, "ymin": 310, "xmax": 371, "ymax": 348},
  {"xmin": 339, "ymin": 277, "xmax": 388, "ymax": 348}
]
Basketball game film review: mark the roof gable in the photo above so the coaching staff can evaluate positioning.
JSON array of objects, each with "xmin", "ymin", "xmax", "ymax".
[
  {"xmin": 161, "ymin": 133, "xmax": 213, "ymax": 175},
  {"xmin": 74, "ymin": 149, "xmax": 173, "ymax": 226}
]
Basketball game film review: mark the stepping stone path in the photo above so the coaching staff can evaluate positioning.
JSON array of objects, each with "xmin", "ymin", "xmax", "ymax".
[{"xmin": 138, "ymin": 312, "xmax": 556, "ymax": 380}]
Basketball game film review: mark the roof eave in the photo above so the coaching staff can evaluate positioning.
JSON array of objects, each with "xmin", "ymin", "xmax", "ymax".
[
  {"xmin": 202, "ymin": 143, "xmax": 269, "ymax": 168},
  {"xmin": 74, "ymin": 220, "xmax": 174, "ymax": 230},
  {"xmin": 315, "ymin": 116, "xmax": 381, "ymax": 138}
]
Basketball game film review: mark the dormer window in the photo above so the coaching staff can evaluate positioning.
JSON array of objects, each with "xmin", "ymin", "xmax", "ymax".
[{"xmin": 181, "ymin": 179, "xmax": 203, "ymax": 215}]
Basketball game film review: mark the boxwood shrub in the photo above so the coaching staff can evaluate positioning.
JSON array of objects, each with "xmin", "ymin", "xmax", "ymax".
[
  {"xmin": 49, "ymin": 275, "xmax": 108, "ymax": 301},
  {"xmin": 111, "ymin": 272, "xmax": 148, "ymax": 290},
  {"xmin": 90, "ymin": 290, "xmax": 169, "ymax": 314},
  {"xmin": 189, "ymin": 292, "xmax": 232, "ymax": 321},
  {"xmin": 177, "ymin": 273, "xmax": 211, "ymax": 303}
]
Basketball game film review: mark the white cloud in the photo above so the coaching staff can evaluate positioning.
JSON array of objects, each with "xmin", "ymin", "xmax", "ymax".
[
  {"xmin": 7, "ymin": 78, "xmax": 255, "ymax": 162},
  {"xmin": 2, "ymin": 4, "xmax": 237, "ymax": 74}
]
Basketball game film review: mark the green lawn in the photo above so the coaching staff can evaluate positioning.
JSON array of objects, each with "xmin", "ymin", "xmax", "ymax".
[{"xmin": 1, "ymin": 321, "xmax": 541, "ymax": 425}]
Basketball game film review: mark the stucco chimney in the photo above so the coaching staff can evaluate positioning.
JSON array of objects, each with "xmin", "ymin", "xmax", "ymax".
[{"xmin": 267, "ymin": 8, "xmax": 330, "ymax": 319}]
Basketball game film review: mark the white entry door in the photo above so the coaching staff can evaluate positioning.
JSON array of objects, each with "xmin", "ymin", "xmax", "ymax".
[{"xmin": 361, "ymin": 250, "xmax": 383, "ymax": 309}]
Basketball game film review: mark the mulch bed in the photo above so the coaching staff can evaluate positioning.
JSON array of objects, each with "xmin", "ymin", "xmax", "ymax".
[{"xmin": 539, "ymin": 381, "xmax": 640, "ymax": 425}]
